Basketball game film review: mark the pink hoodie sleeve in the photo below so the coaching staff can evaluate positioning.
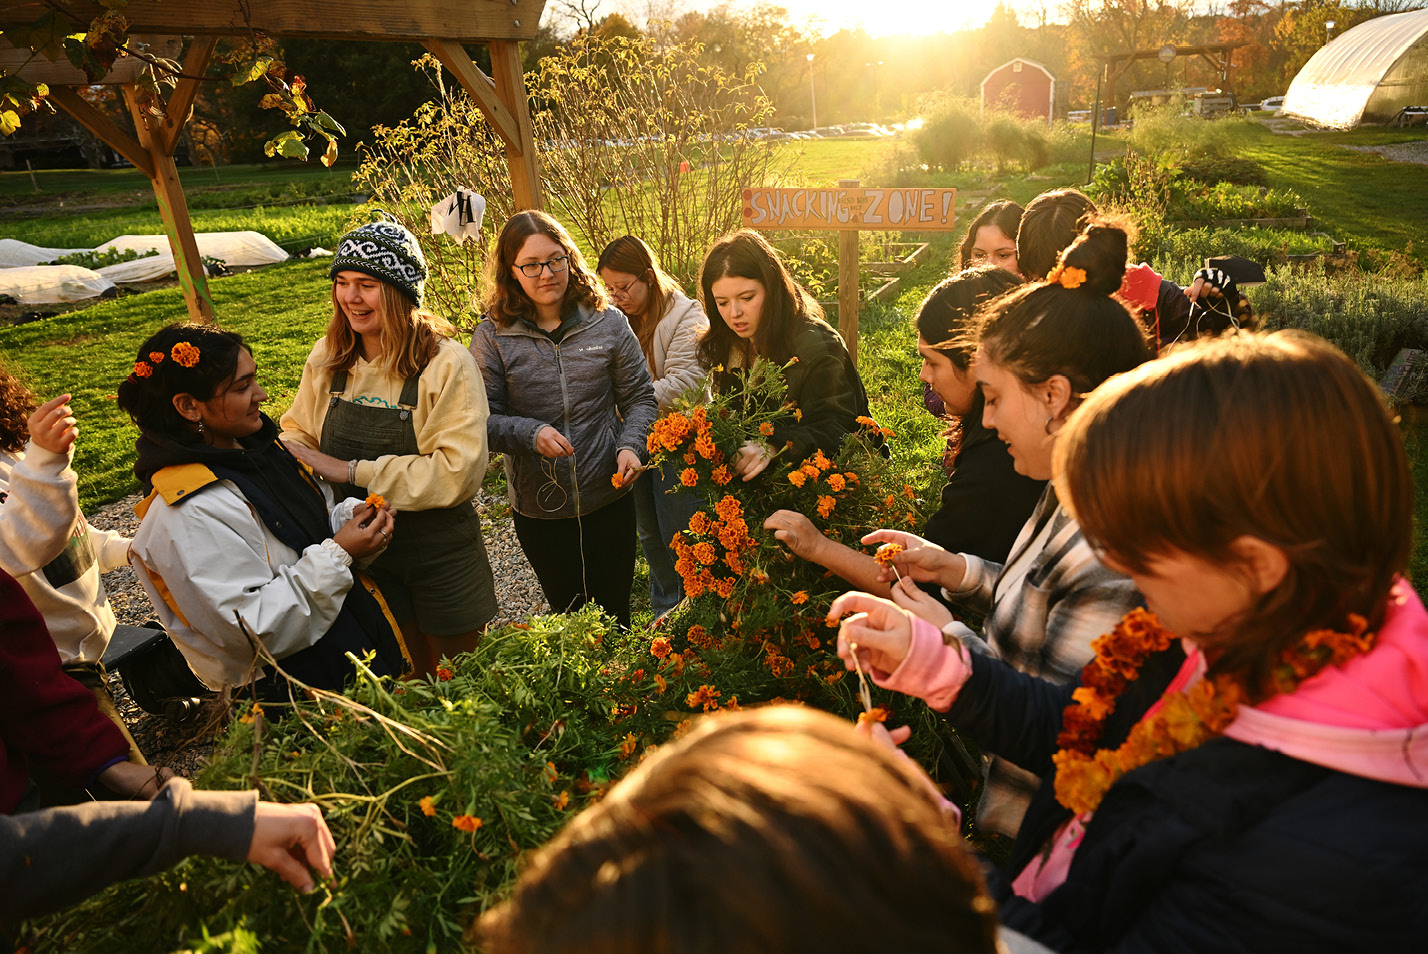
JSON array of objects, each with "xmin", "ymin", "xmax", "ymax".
[{"xmin": 871, "ymin": 616, "xmax": 973, "ymax": 712}]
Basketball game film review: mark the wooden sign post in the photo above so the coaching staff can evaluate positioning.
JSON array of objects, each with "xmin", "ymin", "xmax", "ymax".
[{"xmin": 741, "ymin": 179, "xmax": 959, "ymax": 364}]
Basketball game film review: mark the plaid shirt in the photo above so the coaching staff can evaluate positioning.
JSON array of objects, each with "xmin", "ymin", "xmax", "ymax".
[{"xmin": 943, "ymin": 484, "xmax": 1142, "ymax": 838}]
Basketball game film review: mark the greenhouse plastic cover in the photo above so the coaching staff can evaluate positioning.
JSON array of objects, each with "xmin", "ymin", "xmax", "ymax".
[
  {"xmin": 1284, "ymin": 8, "xmax": 1428, "ymax": 129},
  {"xmin": 0, "ymin": 265, "xmax": 115, "ymax": 303},
  {"xmin": 0, "ymin": 231, "xmax": 289, "ymax": 301}
]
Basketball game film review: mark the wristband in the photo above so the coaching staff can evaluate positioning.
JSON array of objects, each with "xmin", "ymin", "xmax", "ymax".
[{"xmin": 348, "ymin": 459, "xmax": 358, "ymax": 485}]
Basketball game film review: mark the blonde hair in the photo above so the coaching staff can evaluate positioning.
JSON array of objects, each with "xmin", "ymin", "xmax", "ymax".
[
  {"xmin": 325, "ymin": 281, "xmax": 454, "ymax": 379},
  {"xmin": 1054, "ymin": 330, "xmax": 1412, "ymax": 699}
]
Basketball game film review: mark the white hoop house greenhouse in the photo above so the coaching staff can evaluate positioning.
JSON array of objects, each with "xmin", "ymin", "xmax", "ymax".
[{"xmin": 1283, "ymin": 7, "xmax": 1428, "ymax": 129}]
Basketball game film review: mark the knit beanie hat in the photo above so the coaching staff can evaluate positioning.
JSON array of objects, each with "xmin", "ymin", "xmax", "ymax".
[{"xmin": 330, "ymin": 220, "xmax": 428, "ymax": 306}]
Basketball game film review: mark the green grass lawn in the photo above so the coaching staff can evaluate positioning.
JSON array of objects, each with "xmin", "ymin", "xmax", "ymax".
[{"xmin": 0, "ymin": 160, "xmax": 364, "ymax": 201}]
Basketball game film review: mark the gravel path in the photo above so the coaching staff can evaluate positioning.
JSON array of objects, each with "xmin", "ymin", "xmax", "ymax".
[
  {"xmin": 1340, "ymin": 140, "xmax": 1428, "ymax": 165},
  {"xmin": 89, "ymin": 487, "xmax": 547, "ymax": 778}
]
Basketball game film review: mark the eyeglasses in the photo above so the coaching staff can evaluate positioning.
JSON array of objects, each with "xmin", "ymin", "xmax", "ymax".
[
  {"xmin": 605, "ymin": 277, "xmax": 643, "ymax": 299},
  {"xmin": 515, "ymin": 255, "xmax": 570, "ymax": 278}
]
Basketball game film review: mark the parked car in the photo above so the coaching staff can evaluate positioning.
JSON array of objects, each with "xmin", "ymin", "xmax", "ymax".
[{"xmin": 1261, "ymin": 95, "xmax": 1287, "ymax": 113}]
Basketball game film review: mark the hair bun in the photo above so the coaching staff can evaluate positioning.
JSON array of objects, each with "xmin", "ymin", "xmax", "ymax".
[{"xmin": 1055, "ymin": 217, "xmax": 1132, "ymax": 297}]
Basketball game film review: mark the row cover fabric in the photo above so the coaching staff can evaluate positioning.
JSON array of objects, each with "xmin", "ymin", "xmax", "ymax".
[
  {"xmin": 0, "ymin": 231, "xmax": 289, "ymax": 303},
  {"xmin": 1285, "ymin": 8, "xmax": 1428, "ymax": 129}
]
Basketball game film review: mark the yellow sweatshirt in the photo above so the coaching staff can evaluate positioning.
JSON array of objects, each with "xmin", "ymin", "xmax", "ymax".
[{"xmin": 280, "ymin": 335, "xmax": 489, "ymax": 511}]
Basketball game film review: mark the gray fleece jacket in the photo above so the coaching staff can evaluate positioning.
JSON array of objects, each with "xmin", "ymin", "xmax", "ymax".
[{"xmin": 469, "ymin": 303, "xmax": 658, "ymax": 520}]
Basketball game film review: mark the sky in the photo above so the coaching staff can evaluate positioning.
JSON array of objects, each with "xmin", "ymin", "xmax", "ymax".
[{"xmin": 586, "ymin": 0, "xmax": 1068, "ymax": 38}]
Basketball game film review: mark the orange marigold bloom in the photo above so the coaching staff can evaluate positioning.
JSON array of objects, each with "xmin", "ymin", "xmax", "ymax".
[
  {"xmin": 171, "ymin": 341, "xmax": 201, "ymax": 368},
  {"xmin": 794, "ymin": 408, "xmax": 803, "ymax": 421},
  {"xmin": 693, "ymin": 542, "xmax": 718, "ymax": 565},
  {"xmin": 751, "ymin": 567, "xmax": 770, "ymax": 585},
  {"xmin": 788, "ymin": 470, "xmax": 806, "ymax": 487},
  {"xmin": 695, "ymin": 434, "xmax": 717, "ymax": 460},
  {"xmin": 654, "ymin": 673, "xmax": 668, "ymax": 693},
  {"xmin": 419, "ymin": 795, "xmax": 437, "ymax": 817},
  {"xmin": 790, "ymin": 590, "xmax": 809, "ymax": 605},
  {"xmin": 553, "ymin": 790, "xmax": 571, "ymax": 810},
  {"xmin": 713, "ymin": 577, "xmax": 735, "ymax": 599},
  {"xmin": 435, "ymin": 665, "xmax": 454, "ymax": 681},
  {"xmin": 687, "ymin": 624, "xmax": 712, "ymax": 649},
  {"xmin": 802, "ymin": 464, "xmax": 820, "ymax": 479},
  {"xmin": 680, "ymin": 468, "xmax": 699, "ymax": 487},
  {"xmin": 885, "ymin": 493, "xmax": 896, "ymax": 508},
  {"xmin": 651, "ymin": 636, "xmax": 672, "ymax": 659},
  {"xmin": 148, "ymin": 351, "xmax": 165, "ymax": 364},
  {"xmin": 856, "ymin": 415, "xmax": 878, "ymax": 429},
  {"xmin": 759, "ymin": 421, "xmax": 775, "ymax": 436},
  {"xmin": 714, "ymin": 495, "xmax": 742, "ymax": 521},
  {"xmin": 857, "ymin": 706, "xmax": 891, "ymax": 726},
  {"xmin": 825, "ymin": 670, "xmax": 845, "ymax": 684},
  {"xmin": 813, "ymin": 450, "xmax": 832, "ymax": 471},
  {"xmin": 451, "ymin": 814, "xmax": 482, "ymax": 832},
  {"xmin": 684, "ymin": 449, "xmax": 698, "ymax": 465},
  {"xmin": 826, "ymin": 473, "xmax": 846, "ymax": 492},
  {"xmin": 711, "ymin": 465, "xmax": 732, "ymax": 485},
  {"xmin": 619, "ymin": 732, "xmax": 639, "ymax": 759},
  {"xmin": 366, "ymin": 493, "xmax": 387, "ymax": 510},
  {"xmin": 132, "ymin": 360, "xmax": 153, "ymax": 378},
  {"xmin": 686, "ymin": 684, "xmax": 722, "ymax": 711},
  {"xmin": 903, "ymin": 484, "xmax": 915, "ymax": 499},
  {"xmin": 685, "ymin": 576, "xmax": 705, "ymax": 598},
  {"xmin": 817, "ymin": 495, "xmax": 835, "ymax": 518},
  {"xmin": 874, "ymin": 542, "xmax": 904, "ymax": 568},
  {"xmin": 611, "ymin": 472, "xmax": 625, "ymax": 488},
  {"xmin": 688, "ymin": 511, "xmax": 711, "ymax": 535}
]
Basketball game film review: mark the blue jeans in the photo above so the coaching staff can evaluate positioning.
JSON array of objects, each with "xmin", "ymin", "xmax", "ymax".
[{"xmin": 632, "ymin": 464, "xmax": 703, "ymax": 615}]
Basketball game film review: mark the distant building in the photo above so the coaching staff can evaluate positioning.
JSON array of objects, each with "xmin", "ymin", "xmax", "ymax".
[
  {"xmin": 1284, "ymin": 8, "xmax": 1428, "ymax": 129},
  {"xmin": 980, "ymin": 58, "xmax": 1057, "ymax": 125}
]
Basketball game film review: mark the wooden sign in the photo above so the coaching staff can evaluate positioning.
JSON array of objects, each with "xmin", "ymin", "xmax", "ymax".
[{"xmin": 742, "ymin": 186, "xmax": 958, "ymax": 231}]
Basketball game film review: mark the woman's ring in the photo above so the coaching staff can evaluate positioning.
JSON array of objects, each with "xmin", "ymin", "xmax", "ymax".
[{"xmin": 379, "ymin": 528, "xmax": 388, "ymax": 538}]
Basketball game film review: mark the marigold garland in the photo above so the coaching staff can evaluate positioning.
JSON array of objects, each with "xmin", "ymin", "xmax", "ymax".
[{"xmin": 1052, "ymin": 608, "xmax": 1376, "ymax": 816}]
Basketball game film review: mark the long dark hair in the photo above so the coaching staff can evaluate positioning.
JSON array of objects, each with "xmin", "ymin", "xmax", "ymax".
[
  {"xmin": 973, "ymin": 217, "xmax": 1151, "ymax": 402},
  {"xmin": 597, "ymin": 235, "xmax": 678, "ymax": 366},
  {"xmin": 916, "ymin": 265, "xmax": 1023, "ymax": 370},
  {"xmin": 116, "ymin": 323, "xmax": 248, "ymax": 441},
  {"xmin": 1017, "ymin": 188, "xmax": 1098, "ymax": 281},
  {"xmin": 483, "ymin": 210, "xmax": 607, "ymax": 327},
  {"xmin": 957, "ymin": 200, "xmax": 1024, "ymax": 270},
  {"xmin": 696, "ymin": 230, "xmax": 823, "ymax": 373}
]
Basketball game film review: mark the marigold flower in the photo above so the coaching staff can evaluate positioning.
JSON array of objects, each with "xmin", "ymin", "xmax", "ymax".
[
  {"xmin": 874, "ymin": 542, "xmax": 904, "ymax": 568},
  {"xmin": 723, "ymin": 551, "xmax": 744, "ymax": 575},
  {"xmin": 790, "ymin": 590, "xmax": 809, "ymax": 605},
  {"xmin": 688, "ymin": 511, "xmax": 711, "ymax": 535},
  {"xmin": 714, "ymin": 495, "xmax": 742, "ymax": 521},
  {"xmin": 651, "ymin": 636, "xmax": 672, "ymax": 659},
  {"xmin": 825, "ymin": 670, "xmax": 845, "ymax": 684},
  {"xmin": 553, "ymin": 790, "xmax": 571, "ymax": 810},
  {"xmin": 654, "ymin": 673, "xmax": 668, "ymax": 693},
  {"xmin": 132, "ymin": 360, "xmax": 153, "ymax": 378},
  {"xmin": 680, "ymin": 468, "xmax": 699, "ymax": 487},
  {"xmin": 611, "ymin": 472, "xmax": 624, "ymax": 488},
  {"xmin": 856, "ymin": 415, "xmax": 878, "ymax": 429},
  {"xmin": 171, "ymin": 341, "xmax": 201, "ymax": 367},
  {"xmin": 826, "ymin": 473, "xmax": 846, "ymax": 492},
  {"xmin": 714, "ymin": 577, "xmax": 735, "ymax": 598},
  {"xmin": 711, "ymin": 465, "xmax": 732, "ymax": 485},
  {"xmin": 857, "ymin": 706, "xmax": 891, "ymax": 726},
  {"xmin": 1047, "ymin": 264, "xmax": 1087, "ymax": 290},
  {"xmin": 759, "ymin": 421, "xmax": 775, "ymax": 436},
  {"xmin": 687, "ymin": 624, "xmax": 712, "ymax": 649},
  {"xmin": 885, "ymin": 493, "xmax": 896, "ymax": 508},
  {"xmin": 794, "ymin": 408, "xmax": 803, "ymax": 421},
  {"xmin": 817, "ymin": 495, "xmax": 836, "ymax": 518},
  {"xmin": 693, "ymin": 542, "xmax": 718, "ymax": 565},
  {"xmin": 788, "ymin": 470, "xmax": 807, "ymax": 488},
  {"xmin": 419, "ymin": 795, "xmax": 437, "ymax": 817},
  {"xmin": 686, "ymin": 684, "xmax": 722, "ymax": 711},
  {"xmin": 619, "ymin": 732, "xmax": 639, "ymax": 759},
  {"xmin": 903, "ymin": 484, "xmax": 915, "ymax": 499},
  {"xmin": 452, "ymin": 814, "xmax": 482, "ymax": 832},
  {"xmin": 813, "ymin": 450, "xmax": 832, "ymax": 471},
  {"xmin": 436, "ymin": 665, "xmax": 454, "ymax": 681},
  {"xmin": 147, "ymin": 350, "xmax": 165, "ymax": 364},
  {"xmin": 684, "ymin": 449, "xmax": 698, "ymax": 465},
  {"xmin": 365, "ymin": 493, "xmax": 387, "ymax": 510}
]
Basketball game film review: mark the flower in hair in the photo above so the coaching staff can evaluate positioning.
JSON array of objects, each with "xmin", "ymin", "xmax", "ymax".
[
  {"xmin": 132, "ymin": 360, "xmax": 153, "ymax": 378},
  {"xmin": 148, "ymin": 351, "xmax": 165, "ymax": 364},
  {"xmin": 171, "ymin": 341, "xmax": 201, "ymax": 367},
  {"xmin": 1047, "ymin": 265, "xmax": 1087, "ymax": 290}
]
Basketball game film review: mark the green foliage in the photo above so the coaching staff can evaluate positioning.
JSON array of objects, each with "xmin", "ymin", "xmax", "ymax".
[
  {"xmin": 1150, "ymin": 227, "xmax": 1337, "ymax": 283},
  {"xmin": 915, "ymin": 97, "xmax": 981, "ymax": 171},
  {"xmin": 1250, "ymin": 268, "xmax": 1428, "ymax": 401},
  {"xmin": 48, "ymin": 247, "xmax": 160, "ymax": 270},
  {"xmin": 1170, "ymin": 181, "xmax": 1306, "ymax": 223},
  {"xmin": 1175, "ymin": 156, "xmax": 1267, "ymax": 187},
  {"xmin": 1124, "ymin": 105, "xmax": 1256, "ymax": 162}
]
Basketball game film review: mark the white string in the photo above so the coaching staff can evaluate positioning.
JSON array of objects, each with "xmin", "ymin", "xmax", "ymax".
[{"xmin": 536, "ymin": 447, "xmax": 592, "ymax": 616}]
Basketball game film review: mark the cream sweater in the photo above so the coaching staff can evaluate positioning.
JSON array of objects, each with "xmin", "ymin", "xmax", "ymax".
[
  {"xmin": 0, "ymin": 442, "xmax": 127, "ymax": 664},
  {"xmin": 280, "ymin": 335, "xmax": 490, "ymax": 510}
]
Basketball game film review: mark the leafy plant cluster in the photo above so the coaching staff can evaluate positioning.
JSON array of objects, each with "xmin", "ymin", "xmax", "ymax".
[
  {"xmin": 905, "ymin": 93, "xmax": 1087, "ymax": 177},
  {"xmin": 47, "ymin": 247, "xmax": 160, "ymax": 270},
  {"xmin": 1089, "ymin": 156, "xmax": 1304, "ymax": 225}
]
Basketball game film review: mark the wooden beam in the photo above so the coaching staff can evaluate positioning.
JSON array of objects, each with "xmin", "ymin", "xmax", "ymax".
[
  {"xmin": 46, "ymin": 87, "xmax": 154, "ymax": 177},
  {"xmin": 420, "ymin": 39, "xmax": 519, "ymax": 146},
  {"xmin": 157, "ymin": 37, "xmax": 218, "ymax": 156},
  {"xmin": 488, "ymin": 39, "xmax": 542, "ymax": 212},
  {"xmin": 0, "ymin": 35, "xmax": 182, "ymax": 86},
  {"xmin": 0, "ymin": 1, "xmax": 547, "ymax": 43},
  {"xmin": 123, "ymin": 85, "xmax": 215, "ymax": 323},
  {"xmin": 837, "ymin": 180, "xmax": 860, "ymax": 366}
]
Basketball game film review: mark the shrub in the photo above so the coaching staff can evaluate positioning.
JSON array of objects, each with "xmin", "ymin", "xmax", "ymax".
[
  {"xmin": 1169, "ymin": 181, "xmax": 1306, "ymax": 222},
  {"xmin": 983, "ymin": 113, "xmax": 1025, "ymax": 174},
  {"xmin": 1151, "ymin": 227, "xmax": 1337, "ymax": 282},
  {"xmin": 1251, "ymin": 268, "xmax": 1428, "ymax": 401},
  {"xmin": 1176, "ymin": 156, "xmax": 1267, "ymax": 187},
  {"xmin": 1125, "ymin": 104, "xmax": 1255, "ymax": 161},
  {"xmin": 915, "ymin": 96, "xmax": 981, "ymax": 171}
]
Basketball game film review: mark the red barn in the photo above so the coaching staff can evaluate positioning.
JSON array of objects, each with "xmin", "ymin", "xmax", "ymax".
[{"xmin": 981, "ymin": 58, "xmax": 1056, "ymax": 124}]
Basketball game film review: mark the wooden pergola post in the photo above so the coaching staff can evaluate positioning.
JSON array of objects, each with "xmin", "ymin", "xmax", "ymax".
[{"xmin": 2, "ymin": 1, "xmax": 550, "ymax": 320}]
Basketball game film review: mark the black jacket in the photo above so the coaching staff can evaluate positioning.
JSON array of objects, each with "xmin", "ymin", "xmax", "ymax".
[{"xmin": 945, "ymin": 649, "xmax": 1428, "ymax": 953}]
